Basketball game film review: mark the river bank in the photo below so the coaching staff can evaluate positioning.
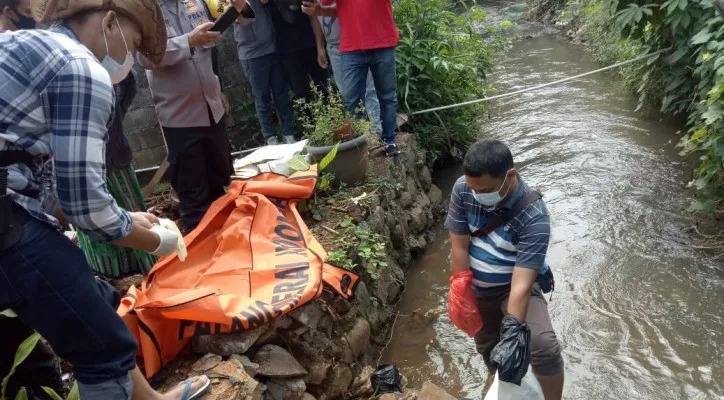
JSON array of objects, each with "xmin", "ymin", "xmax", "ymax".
[
  {"xmin": 380, "ymin": 25, "xmax": 723, "ymax": 399},
  {"xmin": 115, "ymin": 134, "xmax": 458, "ymax": 400}
]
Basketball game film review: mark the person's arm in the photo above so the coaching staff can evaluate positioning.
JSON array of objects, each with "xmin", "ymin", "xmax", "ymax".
[
  {"xmin": 46, "ymin": 59, "xmax": 161, "ymax": 252},
  {"xmin": 450, "ymin": 233, "xmax": 471, "ymax": 274},
  {"xmin": 137, "ymin": 23, "xmax": 221, "ymax": 69},
  {"xmin": 445, "ymin": 180, "xmax": 472, "ymax": 275},
  {"xmin": 506, "ymin": 211, "xmax": 551, "ymax": 321},
  {"xmin": 302, "ymin": 1, "xmax": 337, "ymax": 17},
  {"xmin": 309, "ymin": 16, "xmax": 328, "ymax": 69}
]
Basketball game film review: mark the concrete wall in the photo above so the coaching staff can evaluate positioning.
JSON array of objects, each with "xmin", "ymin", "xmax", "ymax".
[{"xmin": 123, "ymin": 32, "xmax": 262, "ymax": 169}]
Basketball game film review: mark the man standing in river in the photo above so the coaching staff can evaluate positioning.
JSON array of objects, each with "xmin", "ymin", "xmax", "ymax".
[{"xmin": 446, "ymin": 139, "xmax": 564, "ymax": 399}]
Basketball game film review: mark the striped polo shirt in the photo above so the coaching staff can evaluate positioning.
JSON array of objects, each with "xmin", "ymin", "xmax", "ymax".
[{"xmin": 445, "ymin": 176, "xmax": 550, "ymax": 289}]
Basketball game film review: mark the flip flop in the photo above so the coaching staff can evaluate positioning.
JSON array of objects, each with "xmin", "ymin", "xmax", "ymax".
[{"xmin": 176, "ymin": 376, "xmax": 211, "ymax": 400}]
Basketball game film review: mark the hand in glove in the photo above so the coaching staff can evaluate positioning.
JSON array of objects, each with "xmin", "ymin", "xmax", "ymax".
[
  {"xmin": 490, "ymin": 313, "xmax": 531, "ymax": 385},
  {"xmin": 150, "ymin": 225, "xmax": 180, "ymax": 257}
]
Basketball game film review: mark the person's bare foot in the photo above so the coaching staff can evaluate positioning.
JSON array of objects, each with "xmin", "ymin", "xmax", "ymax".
[{"xmin": 162, "ymin": 375, "xmax": 210, "ymax": 400}]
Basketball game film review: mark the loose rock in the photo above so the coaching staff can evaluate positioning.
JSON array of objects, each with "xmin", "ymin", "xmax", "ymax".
[
  {"xmin": 306, "ymin": 361, "xmax": 331, "ymax": 386},
  {"xmin": 230, "ymin": 354, "xmax": 260, "ymax": 378},
  {"xmin": 252, "ymin": 344, "xmax": 308, "ymax": 379},
  {"xmin": 398, "ymin": 191, "xmax": 413, "ymax": 208},
  {"xmin": 379, "ymin": 394, "xmax": 403, "ymax": 400},
  {"xmin": 265, "ymin": 378, "xmax": 306, "ymax": 400},
  {"xmin": 418, "ymin": 381, "xmax": 456, "ymax": 400},
  {"xmin": 324, "ymin": 364, "xmax": 353, "ymax": 399},
  {"xmin": 191, "ymin": 353, "xmax": 221, "ymax": 373},
  {"xmin": 343, "ymin": 318, "xmax": 371, "ymax": 362},
  {"xmin": 348, "ymin": 365, "xmax": 375, "ymax": 398},
  {"xmin": 193, "ymin": 326, "xmax": 268, "ymax": 356},
  {"xmin": 301, "ymin": 394, "xmax": 316, "ymax": 400},
  {"xmin": 206, "ymin": 359, "xmax": 263, "ymax": 400},
  {"xmin": 289, "ymin": 302, "xmax": 324, "ymax": 330}
]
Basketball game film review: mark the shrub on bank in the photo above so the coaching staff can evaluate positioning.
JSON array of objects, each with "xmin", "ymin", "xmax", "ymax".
[
  {"xmin": 538, "ymin": 0, "xmax": 724, "ymax": 212},
  {"xmin": 393, "ymin": 0, "xmax": 505, "ymax": 163}
]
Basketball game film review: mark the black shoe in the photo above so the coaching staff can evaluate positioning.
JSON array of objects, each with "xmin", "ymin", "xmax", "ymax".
[{"xmin": 385, "ymin": 142, "xmax": 400, "ymax": 156}]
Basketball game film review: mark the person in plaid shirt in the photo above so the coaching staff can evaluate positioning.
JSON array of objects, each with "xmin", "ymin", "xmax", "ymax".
[{"xmin": 0, "ymin": 0, "xmax": 219, "ymax": 398}]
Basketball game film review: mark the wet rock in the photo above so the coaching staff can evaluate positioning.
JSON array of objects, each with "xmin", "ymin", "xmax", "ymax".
[
  {"xmin": 289, "ymin": 301, "xmax": 324, "ymax": 329},
  {"xmin": 398, "ymin": 191, "xmax": 413, "ymax": 208},
  {"xmin": 230, "ymin": 354, "xmax": 260, "ymax": 378},
  {"xmin": 408, "ymin": 235, "xmax": 427, "ymax": 254},
  {"xmin": 390, "ymin": 221, "xmax": 407, "ymax": 249},
  {"xmin": 353, "ymin": 282, "xmax": 372, "ymax": 316},
  {"xmin": 427, "ymin": 184, "xmax": 443, "ymax": 205},
  {"xmin": 265, "ymin": 378, "xmax": 306, "ymax": 400},
  {"xmin": 343, "ymin": 319, "xmax": 371, "ymax": 362},
  {"xmin": 419, "ymin": 166, "xmax": 432, "ymax": 192},
  {"xmin": 329, "ymin": 295, "xmax": 352, "ymax": 316},
  {"xmin": 418, "ymin": 381, "xmax": 456, "ymax": 400},
  {"xmin": 408, "ymin": 207, "xmax": 427, "ymax": 233},
  {"xmin": 324, "ymin": 364, "xmax": 353, "ymax": 399},
  {"xmin": 206, "ymin": 359, "xmax": 263, "ymax": 400},
  {"xmin": 252, "ymin": 344, "xmax": 308, "ymax": 378},
  {"xmin": 193, "ymin": 326, "xmax": 268, "ymax": 356},
  {"xmin": 306, "ymin": 361, "xmax": 331, "ymax": 386},
  {"xmin": 191, "ymin": 353, "xmax": 221, "ymax": 373},
  {"xmin": 348, "ymin": 365, "xmax": 375, "ymax": 398}
]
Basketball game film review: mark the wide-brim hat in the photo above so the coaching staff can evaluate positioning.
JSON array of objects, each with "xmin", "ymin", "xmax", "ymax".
[{"xmin": 32, "ymin": 0, "xmax": 167, "ymax": 65}]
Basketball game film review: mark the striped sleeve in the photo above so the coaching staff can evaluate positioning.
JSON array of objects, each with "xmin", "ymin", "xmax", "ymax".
[
  {"xmin": 444, "ymin": 178, "xmax": 470, "ymax": 235},
  {"xmin": 514, "ymin": 209, "xmax": 550, "ymax": 270}
]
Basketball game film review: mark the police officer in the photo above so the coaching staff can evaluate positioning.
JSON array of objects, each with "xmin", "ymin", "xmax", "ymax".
[{"xmin": 138, "ymin": 0, "xmax": 248, "ymax": 231}]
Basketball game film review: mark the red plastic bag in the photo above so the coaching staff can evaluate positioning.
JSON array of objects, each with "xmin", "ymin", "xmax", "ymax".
[{"xmin": 448, "ymin": 270, "xmax": 483, "ymax": 337}]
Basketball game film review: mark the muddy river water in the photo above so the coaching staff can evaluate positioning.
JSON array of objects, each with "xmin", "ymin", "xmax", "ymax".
[{"xmin": 380, "ymin": 26, "xmax": 723, "ymax": 400}]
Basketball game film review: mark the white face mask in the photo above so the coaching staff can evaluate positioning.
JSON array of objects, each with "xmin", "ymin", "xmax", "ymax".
[
  {"xmin": 101, "ymin": 18, "xmax": 133, "ymax": 84},
  {"xmin": 472, "ymin": 173, "xmax": 510, "ymax": 207}
]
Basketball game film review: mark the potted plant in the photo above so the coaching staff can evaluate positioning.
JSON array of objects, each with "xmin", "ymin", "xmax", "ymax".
[{"xmin": 295, "ymin": 83, "xmax": 370, "ymax": 184}]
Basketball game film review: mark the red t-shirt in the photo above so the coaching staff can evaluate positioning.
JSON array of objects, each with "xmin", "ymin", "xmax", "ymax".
[{"xmin": 321, "ymin": 0, "xmax": 400, "ymax": 52}]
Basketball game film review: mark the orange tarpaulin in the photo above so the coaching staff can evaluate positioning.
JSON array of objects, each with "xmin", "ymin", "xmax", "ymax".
[{"xmin": 118, "ymin": 168, "xmax": 360, "ymax": 377}]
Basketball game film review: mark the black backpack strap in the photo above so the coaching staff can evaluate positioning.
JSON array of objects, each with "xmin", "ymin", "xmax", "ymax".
[{"xmin": 471, "ymin": 190, "xmax": 542, "ymax": 237}]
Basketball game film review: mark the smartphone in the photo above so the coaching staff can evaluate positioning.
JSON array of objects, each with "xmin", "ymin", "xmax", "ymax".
[{"xmin": 210, "ymin": 3, "xmax": 255, "ymax": 33}]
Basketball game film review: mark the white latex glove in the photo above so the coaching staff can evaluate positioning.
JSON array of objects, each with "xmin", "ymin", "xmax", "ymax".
[
  {"xmin": 150, "ymin": 225, "xmax": 182, "ymax": 258},
  {"xmin": 157, "ymin": 218, "xmax": 188, "ymax": 261}
]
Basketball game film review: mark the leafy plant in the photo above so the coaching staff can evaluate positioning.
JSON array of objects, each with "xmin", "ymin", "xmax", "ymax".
[
  {"xmin": 1, "ymin": 332, "xmax": 76, "ymax": 400},
  {"xmin": 556, "ymin": 0, "xmax": 724, "ymax": 211},
  {"xmin": 295, "ymin": 83, "xmax": 370, "ymax": 147},
  {"xmin": 323, "ymin": 217, "xmax": 389, "ymax": 281},
  {"xmin": 394, "ymin": 0, "xmax": 506, "ymax": 163}
]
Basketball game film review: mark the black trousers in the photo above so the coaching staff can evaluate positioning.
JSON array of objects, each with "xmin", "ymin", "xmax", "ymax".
[
  {"xmin": 162, "ymin": 113, "xmax": 232, "ymax": 231},
  {"xmin": 0, "ymin": 317, "xmax": 64, "ymax": 400},
  {"xmin": 279, "ymin": 47, "xmax": 329, "ymax": 102}
]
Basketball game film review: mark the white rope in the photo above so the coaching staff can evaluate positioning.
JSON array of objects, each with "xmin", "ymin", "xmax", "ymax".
[{"xmin": 410, "ymin": 47, "xmax": 672, "ymax": 116}]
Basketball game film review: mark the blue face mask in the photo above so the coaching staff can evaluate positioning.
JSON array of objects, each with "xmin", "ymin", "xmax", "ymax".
[
  {"xmin": 472, "ymin": 173, "xmax": 510, "ymax": 207},
  {"xmin": 101, "ymin": 19, "xmax": 133, "ymax": 84}
]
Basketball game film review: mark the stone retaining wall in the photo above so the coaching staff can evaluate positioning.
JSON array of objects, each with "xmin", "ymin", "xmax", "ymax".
[{"xmin": 180, "ymin": 134, "xmax": 448, "ymax": 400}]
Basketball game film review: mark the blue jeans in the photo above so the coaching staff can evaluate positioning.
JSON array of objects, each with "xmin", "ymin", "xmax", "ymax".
[
  {"xmin": 340, "ymin": 47, "xmax": 398, "ymax": 144},
  {"xmin": 0, "ymin": 210, "xmax": 138, "ymax": 399},
  {"xmin": 327, "ymin": 45, "xmax": 382, "ymax": 134},
  {"xmin": 240, "ymin": 53, "xmax": 295, "ymax": 139}
]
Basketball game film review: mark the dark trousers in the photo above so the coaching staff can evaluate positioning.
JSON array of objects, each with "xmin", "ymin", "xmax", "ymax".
[
  {"xmin": 279, "ymin": 47, "xmax": 329, "ymax": 102},
  {"xmin": 0, "ymin": 212, "xmax": 139, "ymax": 387},
  {"xmin": 0, "ymin": 317, "xmax": 64, "ymax": 400},
  {"xmin": 240, "ymin": 53, "xmax": 295, "ymax": 139},
  {"xmin": 162, "ymin": 113, "xmax": 232, "ymax": 231},
  {"xmin": 474, "ymin": 284, "xmax": 564, "ymax": 376}
]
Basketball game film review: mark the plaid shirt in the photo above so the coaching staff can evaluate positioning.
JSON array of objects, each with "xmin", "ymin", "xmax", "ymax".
[{"xmin": 0, "ymin": 25, "xmax": 132, "ymax": 242}]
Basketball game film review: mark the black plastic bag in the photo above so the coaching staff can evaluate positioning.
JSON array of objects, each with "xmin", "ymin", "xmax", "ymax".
[
  {"xmin": 370, "ymin": 364, "xmax": 403, "ymax": 394},
  {"xmin": 490, "ymin": 314, "xmax": 531, "ymax": 385}
]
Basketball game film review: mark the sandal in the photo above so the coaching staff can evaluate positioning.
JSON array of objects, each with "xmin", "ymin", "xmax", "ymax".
[{"xmin": 175, "ymin": 375, "xmax": 211, "ymax": 400}]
